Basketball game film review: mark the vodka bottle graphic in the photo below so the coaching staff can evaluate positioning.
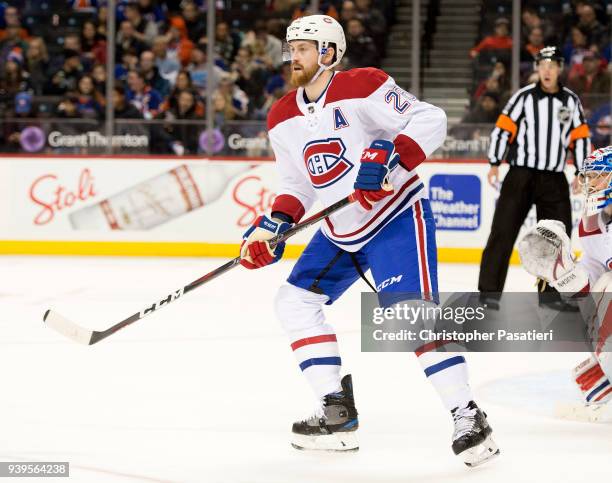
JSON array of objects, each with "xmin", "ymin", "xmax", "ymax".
[{"xmin": 69, "ymin": 163, "xmax": 252, "ymax": 230}]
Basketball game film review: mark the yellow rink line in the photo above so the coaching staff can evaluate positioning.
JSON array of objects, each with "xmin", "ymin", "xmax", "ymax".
[{"xmin": 0, "ymin": 240, "xmax": 523, "ymax": 265}]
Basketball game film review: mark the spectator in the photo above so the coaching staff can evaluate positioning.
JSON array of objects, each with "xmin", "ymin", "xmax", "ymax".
[
  {"xmin": 64, "ymin": 33, "xmax": 83, "ymax": 55},
  {"xmin": 47, "ymin": 50, "xmax": 84, "ymax": 95},
  {"xmin": 153, "ymin": 90, "xmax": 204, "ymax": 156},
  {"xmin": 521, "ymin": 6, "xmax": 555, "ymax": 45},
  {"xmin": 588, "ymin": 102, "xmax": 611, "ymax": 149},
  {"xmin": 577, "ymin": 3, "xmax": 608, "ymax": 48},
  {"xmin": 113, "ymin": 84, "xmax": 143, "ymax": 119},
  {"xmin": 140, "ymin": 50, "xmax": 171, "ymax": 97},
  {"xmin": 568, "ymin": 50, "xmax": 611, "ymax": 110},
  {"xmin": 115, "ymin": 47, "xmax": 139, "ymax": 81},
  {"xmin": 92, "ymin": 63, "xmax": 106, "ymax": 94},
  {"xmin": 231, "ymin": 45, "xmax": 269, "ymax": 112},
  {"xmin": 162, "ymin": 69, "xmax": 195, "ymax": 112},
  {"xmin": 470, "ymin": 18, "xmax": 512, "ymax": 59},
  {"xmin": 151, "ymin": 35, "xmax": 181, "ymax": 84},
  {"xmin": 97, "ymin": 5, "xmax": 108, "ymax": 37},
  {"xmin": 188, "ymin": 46, "xmax": 224, "ymax": 95},
  {"xmin": 116, "ymin": 20, "xmax": 147, "ymax": 59},
  {"xmin": 461, "ymin": 91, "xmax": 500, "ymax": 124},
  {"xmin": 0, "ymin": 24, "xmax": 27, "ymax": 65},
  {"xmin": 181, "ymin": 1, "xmax": 206, "ymax": 43},
  {"xmin": 0, "ymin": 58, "xmax": 29, "ymax": 106},
  {"xmin": 0, "ymin": 6, "xmax": 29, "ymax": 41},
  {"xmin": 354, "ymin": 0, "xmax": 386, "ymax": 53},
  {"xmin": 340, "ymin": 0, "xmax": 358, "ymax": 29},
  {"xmin": 160, "ymin": 20, "xmax": 194, "ymax": 67},
  {"xmin": 345, "ymin": 18, "xmax": 379, "ymax": 68},
  {"xmin": 563, "ymin": 25, "xmax": 591, "ymax": 67},
  {"xmin": 265, "ymin": 62, "xmax": 292, "ymax": 97},
  {"xmin": 126, "ymin": 69, "xmax": 163, "ymax": 119},
  {"xmin": 25, "ymin": 37, "xmax": 49, "ymax": 95},
  {"xmin": 74, "ymin": 75, "xmax": 104, "ymax": 120},
  {"xmin": 138, "ymin": 0, "xmax": 167, "ymax": 25},
  {"xmin": 213, "ymin": 74, "xmax": 248, "ymax": 123},
  {"xmin": 521, "ymin": 27, "xmax": 545, "ymax": 61},
  {"xmin": 81, "ymin": 20, "xmax": 107, "ymax": 65},
  {"xmin": 124, "ymin": 2, "xmax": 159, "ymax": 46},
  {"xmin": 69, "ymin": 0, "xmax": 99, "ymax": 12},
  {"xmin": 55, "ymin": 95, "xmax": 80, "ymax": 120},
  {"xmin": 292, "ymin": 1, "xmax": 339, "ymax": 20},
  {"xmin": 214, "ymin": 21, "xmax": 240, "ymax": 67},
  {"xmin": 242, "ymin": 21, "xmax": 283, "ymax": 68}
]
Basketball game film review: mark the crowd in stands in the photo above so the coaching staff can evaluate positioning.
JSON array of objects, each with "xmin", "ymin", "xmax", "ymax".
[
  {"xmin": 464, "ymin": 0, "xmax": 610, "ymax": 148},
  {"xmin": 0, "ymin": 0, "xmax": 609, "ymax": 155},
  {"xmin": 0, "ymin": 0, "xmax": 395, "ymax": 154}
]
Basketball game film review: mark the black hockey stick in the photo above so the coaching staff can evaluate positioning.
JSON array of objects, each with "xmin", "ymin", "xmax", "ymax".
[{"xmin": 43, "ymin": 194, "xmax": 355, "ymax": 345}]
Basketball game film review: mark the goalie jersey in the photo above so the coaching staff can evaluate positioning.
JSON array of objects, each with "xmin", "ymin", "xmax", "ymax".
[
  {"xmin": 267, "ymin": 67, "xmax": 447, "ymax": 252},
  {"xmin": 578, "ymin": 213, "xmax": 612, "ymax": 284}
]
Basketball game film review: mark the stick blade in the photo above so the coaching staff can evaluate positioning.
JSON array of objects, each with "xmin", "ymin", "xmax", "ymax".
[{"xmin": 43, "ymin": 309, "xmax": 94, "ymax": 345}]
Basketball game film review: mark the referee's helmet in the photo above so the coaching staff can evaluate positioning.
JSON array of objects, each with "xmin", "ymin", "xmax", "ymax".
[{"xmin": 534, "ymin": 46, "xmax": 564, "ymax": 69}]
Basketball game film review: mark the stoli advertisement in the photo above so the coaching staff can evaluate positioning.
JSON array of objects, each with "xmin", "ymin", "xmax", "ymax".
[
  {"xmin": 0, "ymin": 156, "xmax": 585, "ymax": 258},
  {"xmin": 3, "ymin": 158, "xmax": 299, "ymax": 244}
]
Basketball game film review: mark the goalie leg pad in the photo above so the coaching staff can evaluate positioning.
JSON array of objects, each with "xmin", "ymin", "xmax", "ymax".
[{"xmin": 573, "ymin": 357, "xmax": 612, "ymax": 404}]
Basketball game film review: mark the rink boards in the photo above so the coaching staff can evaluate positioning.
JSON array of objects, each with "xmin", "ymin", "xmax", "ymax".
[{"xmin": 0, "ymin": 155, "xmax": 585, "ymax": 262}]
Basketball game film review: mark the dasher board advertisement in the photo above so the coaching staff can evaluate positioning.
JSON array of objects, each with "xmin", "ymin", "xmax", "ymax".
[{"xmin": 0, "ymin": 157, "xmax": 585, "ymax": 258}]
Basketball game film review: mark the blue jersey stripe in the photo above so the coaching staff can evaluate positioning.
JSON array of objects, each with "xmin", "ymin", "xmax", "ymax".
[
  {"xmin": 424, "ymin": 355, "xmax": 466, "ymax": 377},
  {"xmin": 299, "ymin": 357, "xmax": 342, "ymax": 371},
  {"xmin": 329, "ymin": 183, "xmax": 424, "ymax": 246}
]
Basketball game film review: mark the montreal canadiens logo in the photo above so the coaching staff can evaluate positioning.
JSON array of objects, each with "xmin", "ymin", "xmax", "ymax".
[
  {"xmin": 303, "ymin": 138, "xmax": 353, "ymax": 189},
  {"xmin": 607, "ymin": 257, "xmax": 612, "ymax": 270}
]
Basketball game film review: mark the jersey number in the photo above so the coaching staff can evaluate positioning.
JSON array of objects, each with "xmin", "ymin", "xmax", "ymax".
[{"xmin": 385, "ymin": 90, "xmax": 410, "ymax": 114}]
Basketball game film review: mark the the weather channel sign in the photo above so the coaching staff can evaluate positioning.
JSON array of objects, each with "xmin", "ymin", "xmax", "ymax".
[{"xmin": 429, "ymin": 174, "xmax": 481, "ymax": 230}]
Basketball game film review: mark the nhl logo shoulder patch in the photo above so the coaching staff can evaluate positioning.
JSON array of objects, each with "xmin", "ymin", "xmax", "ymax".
[{"xmin": 303, "ymin": 138, "xmax": 354, "ymax": 189}]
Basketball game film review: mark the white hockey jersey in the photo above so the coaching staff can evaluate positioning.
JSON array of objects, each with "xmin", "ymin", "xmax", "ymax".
[
  {"xmin": 267, "ymin": 67, "xmax": 447, "ymax": 252},
  {"xmin": 578, "ymin": 213, "xmax": 612, "ymax": 284}
]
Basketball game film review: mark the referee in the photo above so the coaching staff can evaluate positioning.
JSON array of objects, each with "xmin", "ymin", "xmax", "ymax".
[{"xmin": 479, "ymin": 46, "xmax": 591, "ymax": 308}]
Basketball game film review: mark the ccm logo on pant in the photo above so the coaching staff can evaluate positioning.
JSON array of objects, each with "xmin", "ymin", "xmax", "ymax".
[{"xmin": 376, "ymin": 275, "xmax": 403, "ymax": 291}]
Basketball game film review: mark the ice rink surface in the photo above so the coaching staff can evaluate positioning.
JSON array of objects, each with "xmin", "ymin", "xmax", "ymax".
[{"xmin": 0, "ymin": 255, "xmax": 610, "ymax": 483}]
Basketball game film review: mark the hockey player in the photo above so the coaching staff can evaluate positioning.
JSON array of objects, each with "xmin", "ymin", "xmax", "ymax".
[
  {"xmin": 519, "ymin": 146, "xmax": 612, "ymax": 411},
  {"xmin": 239, "ymin": 15, "xmax": 499, "ymax": 466}
]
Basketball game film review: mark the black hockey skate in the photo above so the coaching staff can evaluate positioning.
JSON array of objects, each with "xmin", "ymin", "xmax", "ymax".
[
  {"xmin": 451, "ymin": 401, "xmax": 500, "ymax": 467},
  {"xmin": 291, "ymin": 374, "xmax": 359, "ymax": 452}
]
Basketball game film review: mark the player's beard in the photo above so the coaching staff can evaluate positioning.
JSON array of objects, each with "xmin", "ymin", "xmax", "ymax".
[{"xmin": 290, "ymin": 62, "xmax": 320, "ymax": 88}]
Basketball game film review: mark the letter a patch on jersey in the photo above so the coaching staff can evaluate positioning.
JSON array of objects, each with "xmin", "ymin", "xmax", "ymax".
[
  {"xmin": 333, "ymin": 107, "xmax": 349, "ymax": 130},
  {"xmin": 303, "ymin": 138, "xmax": 353, "ymax": 189}
]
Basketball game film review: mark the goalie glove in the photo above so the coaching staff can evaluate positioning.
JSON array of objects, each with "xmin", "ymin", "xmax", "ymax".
[
  {"xmin": 517, "ymin": 219, "xmax": 589, "ymax": 295},
  {"xmin": 240, "ymin": 215, "xmax": 292, "ymax": 270}
]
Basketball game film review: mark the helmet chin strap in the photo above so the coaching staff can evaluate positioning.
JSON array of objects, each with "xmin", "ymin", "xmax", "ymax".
[
  {"xmin": 308, "ymin": 43, "xmax": 332, "ymax": 85},
  {"xmin": 309, "ymin": 64, "xmax": 327, "ymax": 85}
]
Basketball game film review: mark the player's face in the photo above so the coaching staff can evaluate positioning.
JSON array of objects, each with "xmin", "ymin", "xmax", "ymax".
[
  {"xmin": 289, "ymin": 40, "xmax": 320, "ymax": 88},
  {"xmin": 579, "ymin": 170, "xmax": 611, "ymax": 195},
  {"xmin": 537, "ymin": 60, "xmax": 561, "ymax": 90}
]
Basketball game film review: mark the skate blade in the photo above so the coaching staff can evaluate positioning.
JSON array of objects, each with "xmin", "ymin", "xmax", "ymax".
[
  {"xmin": 291, "ymin": 431, "xmax": 359, "ymax": 452},
  {"xmin": 460, "ymin": 436, "xmax": 500, "ymax": 468},
  {"xmin": 555, "ymin": 402, "xmax": 612, "ymax": 423}
]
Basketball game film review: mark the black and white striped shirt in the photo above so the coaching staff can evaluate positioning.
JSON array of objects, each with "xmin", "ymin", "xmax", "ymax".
[{"xmin": 488, "ymin": 82, "xmax": 591, "ymax": 172}]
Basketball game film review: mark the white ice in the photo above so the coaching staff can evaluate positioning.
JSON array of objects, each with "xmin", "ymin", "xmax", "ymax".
[{"xmin": 0, "ymin": 255, "xmax": 610, "ymax": 483}]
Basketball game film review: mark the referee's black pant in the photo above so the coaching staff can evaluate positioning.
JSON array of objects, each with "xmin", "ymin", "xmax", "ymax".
[{"xmin": 478, "ymin": 166, "xmax": 572, "ymax": 298}]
